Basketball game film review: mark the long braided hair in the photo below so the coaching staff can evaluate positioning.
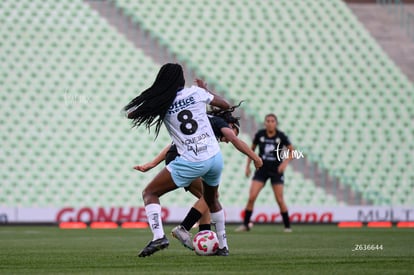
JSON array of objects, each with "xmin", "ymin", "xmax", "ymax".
[{"xmin": 124, "ymin": 63, "xmax": 185, "ymax": 137}]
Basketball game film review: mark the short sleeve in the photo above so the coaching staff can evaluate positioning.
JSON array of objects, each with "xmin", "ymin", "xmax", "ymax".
[
  {"xmin": 253, "ymin": 131, "xmax": 261, "ymax": 145},
  {"xmin": 193, "ymin": 86, "xmax": 214, "ymax": 104},
  {"xmin": 280, "ymin": 132, "xmax": 292, "ymax": 147}
]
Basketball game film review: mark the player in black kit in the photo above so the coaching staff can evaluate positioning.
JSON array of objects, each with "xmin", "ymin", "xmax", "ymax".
[{"xmin": 236, "ymin": 113, "xmax": 294, "ymax": 232}]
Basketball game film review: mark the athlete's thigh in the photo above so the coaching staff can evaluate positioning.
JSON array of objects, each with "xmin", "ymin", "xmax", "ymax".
[
  {"xmin": 145, "ymin": 167, "xmax": 178, "ymax": 197},
  {"xmin": 249, "ymin": 180, "xmax": 265, "ymax": 200},
  {"xmin": 202, "ymin": 152, "xmax": 223, "ymax": 187}
]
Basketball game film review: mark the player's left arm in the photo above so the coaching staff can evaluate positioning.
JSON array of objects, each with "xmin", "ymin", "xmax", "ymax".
[
  {"xmin": 133, "ymin": 143, "xmax": 170, "ymax": 172},
  {"xmin": 278, "ymin": 144, "xmax": 294, "ymax": 173}
]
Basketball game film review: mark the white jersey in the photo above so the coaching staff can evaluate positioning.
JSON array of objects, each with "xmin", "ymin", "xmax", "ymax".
[{"xmin": 164, "ymin": 86, "xmax": 220, "ymax": 162}]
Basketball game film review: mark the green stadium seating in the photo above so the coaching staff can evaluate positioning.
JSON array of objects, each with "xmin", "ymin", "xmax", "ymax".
[
  {"xmin": 112, "ymin": 0, "xmax": 414, "ymax": 205},
  {"xmin": 0, "ymin": 0, "xmax": 167, "ymax": 207},
  {"xmin": 0, "ymin": 0, "xmax": 344, "ymax": 208},
  {"xmin": 3, "ymin": 0, "xmax": 412, "ymax": 208}
]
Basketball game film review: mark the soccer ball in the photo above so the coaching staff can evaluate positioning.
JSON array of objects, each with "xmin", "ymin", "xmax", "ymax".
[{"xmin": 192, "ymin": 230, "xmax": 219, "ymax": 256}]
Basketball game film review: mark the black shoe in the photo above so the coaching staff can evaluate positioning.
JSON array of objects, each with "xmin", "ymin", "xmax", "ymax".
[
  {"xmin": 138, "ymin": 235, "xmax": 169, "ymax": 257},
  {"xmin": 215, "ymin": 247, "xmax": 229, "ymax": 256}
]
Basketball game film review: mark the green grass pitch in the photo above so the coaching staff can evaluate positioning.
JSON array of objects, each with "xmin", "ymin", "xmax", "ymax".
[{"xmin": 0, "ymin": 224, "xmax": 413, "ymax": 274}]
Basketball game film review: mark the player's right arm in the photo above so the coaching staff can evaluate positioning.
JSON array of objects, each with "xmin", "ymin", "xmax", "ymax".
[
  {"xmin": 195, "ymin": 78, "xmax": 230, "ymax": 110},
  {"xmin": 210, "ymin": 94, "xmax": 231, "ymax": 110},
  {"xmin": 245, "ymin": 143, "xmax": 257, "ymax": 177},
  {"xmin": 133, "ymin": 143, "xmax": 171, "ymax": 172}
]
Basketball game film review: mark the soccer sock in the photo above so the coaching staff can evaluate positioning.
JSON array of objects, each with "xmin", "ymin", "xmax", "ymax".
[
  {"xmin": 244, "ymin": 209, "xmax": 253, "ymax": 227},
  {"xmin": 181, "ymin": 207, "xmax": 202, "ymax": 231},
  {"xmin": 145, "ymin": 203, "xmax": 165, "ymax": 240},
  {"xmin": 281, "ymin": 211, "xmax": 291, "ymax": 228},
  {"xmin": 211, "ymin": 209, "xmax": 228, "ymax": 249},
  {"xmin": 198, "ymin": 224, "xmax": 211, "ymax": 231}
]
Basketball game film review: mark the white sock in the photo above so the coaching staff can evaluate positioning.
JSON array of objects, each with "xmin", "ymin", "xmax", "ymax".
[
  {"xmin": 145, "ymin": 203, "xmax": 164, "ymax": 240},
  {"xmin": 211, "ymin": 209, "xmax": 228, "ymax": 249}
]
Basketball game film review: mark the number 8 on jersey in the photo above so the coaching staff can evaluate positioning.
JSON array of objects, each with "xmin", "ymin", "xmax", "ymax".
[{"xmin": 178, "ymin": 110, "xmax": 198, "ymax": 135}]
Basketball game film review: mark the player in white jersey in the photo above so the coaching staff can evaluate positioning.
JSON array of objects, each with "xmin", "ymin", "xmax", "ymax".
[
  {"xmin": 124, "ymin": 63, "xmax": 257, "ymax": 257},
  {"xmin": 163, "ymin": 85, "xmax": 220, "ymax": 163},
  {"xmin": 134, "ymin": 101, "xmax": 263, "ymax": 252}
]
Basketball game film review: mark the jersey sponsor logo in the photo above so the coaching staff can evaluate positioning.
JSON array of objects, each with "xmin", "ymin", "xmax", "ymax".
[
  {"xmin": 187, "ymin": 144, "xmax": 208, "ymax": 155},
  {"xmin": 168, "ymin": 96, "xmax": 196, "ymax": 114},
  {"xmin": 260, "ymin": 137, "xmax": 282, "ymax": 161},
  {"xmin": 184, "ymin": 132, "xmax": 211, "ymax": 155},
  {"xmin": 263, "ymin": 143, "xmax": 276, "ymax": 161}
]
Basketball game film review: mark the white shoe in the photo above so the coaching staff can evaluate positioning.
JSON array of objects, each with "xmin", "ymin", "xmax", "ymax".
[
  {"xmin": 284, "ymin": 228, "xmax": 292, "ymax": 233},
  {"xmin": 171, "ymin": 225, "xmax": 194, "ymax": 250}
]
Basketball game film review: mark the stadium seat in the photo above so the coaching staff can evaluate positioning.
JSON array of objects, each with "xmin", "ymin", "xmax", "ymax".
[{"xmin": 3, "ymin": 0, "xmax": 413, "ymax": 208}]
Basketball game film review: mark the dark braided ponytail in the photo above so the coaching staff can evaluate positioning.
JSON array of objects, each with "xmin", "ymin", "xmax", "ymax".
[{"xmin": 124, "ymin": 63, "xmax": 185, "ymax": 138}]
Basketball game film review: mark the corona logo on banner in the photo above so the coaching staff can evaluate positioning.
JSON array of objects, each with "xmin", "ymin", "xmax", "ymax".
[
  {"xmin": 241, "ymin": 210, "xmax": 333, "ymax": 223},
  {"xmin": 0, "ymin": 206, "xmax": 413, "ymax": 223}
]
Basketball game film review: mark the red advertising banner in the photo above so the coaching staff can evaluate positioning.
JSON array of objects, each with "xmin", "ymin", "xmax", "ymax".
[{"xmin": 1, "ymin": 206, "xmax": 413, "ymax": 224}]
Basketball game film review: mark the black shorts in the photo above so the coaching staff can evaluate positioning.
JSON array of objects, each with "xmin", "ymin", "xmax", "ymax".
[
  {"xmin": 252, "ymin": 166, "xmax": 284, "ymax": 185},
  {"xmin": 165, "ymin": 146, "xmax": 179, "ymax": 166}
]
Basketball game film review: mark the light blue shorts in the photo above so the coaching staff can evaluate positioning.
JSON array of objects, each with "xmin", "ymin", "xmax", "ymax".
[{"xmin": 166, "ymin": 152, "xmax": 223, "ymax": 188}]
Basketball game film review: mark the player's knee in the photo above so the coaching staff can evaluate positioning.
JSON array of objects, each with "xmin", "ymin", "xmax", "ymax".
[
  {"xmin": 208, "ymin": 201, "xmax": 221, "ymax": 213},
  {"xmin": 141, "ymin": 188, "xmax": 154, "ymax": 202}
]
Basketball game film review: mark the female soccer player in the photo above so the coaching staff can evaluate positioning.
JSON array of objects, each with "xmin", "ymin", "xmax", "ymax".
[
  {"xmin": 124, "ymin": 63, "xmax": 262, "ymax": 257},
  {"xmin": 236, "ymin": 113, "xmax": 293, "ymax": 232},
  {"xmin": 135, "ymin": 103, "xmax": 262, "ymax": 252}
]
